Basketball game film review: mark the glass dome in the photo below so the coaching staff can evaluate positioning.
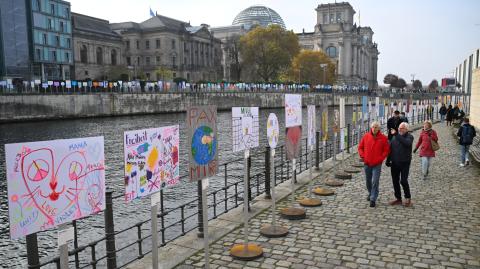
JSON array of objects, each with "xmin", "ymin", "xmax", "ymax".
[{"xmin": 232, "ymin": 5, "xmax": 286, "ymax": 29}]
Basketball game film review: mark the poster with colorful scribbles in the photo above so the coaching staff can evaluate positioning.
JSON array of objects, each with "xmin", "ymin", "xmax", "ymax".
[
  {"xmin": 285, "ymin": 94, "xmax": 302, "ymax": 128},
  {"xmin": 124, "ymin": 126, "xmax": 179, "ymax": 202},
  {"xmin": 5, "ymin": 136, "xmax": 105, "ymax": 239},
  {"xmin": 187, "ymin": 106, "xmax": 218, "ymax": 182}
]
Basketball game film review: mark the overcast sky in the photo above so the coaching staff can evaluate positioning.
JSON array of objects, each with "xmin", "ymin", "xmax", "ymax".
[{"xmin": 69, "ymin": 0, "xmax": 480, "ymax": 85}]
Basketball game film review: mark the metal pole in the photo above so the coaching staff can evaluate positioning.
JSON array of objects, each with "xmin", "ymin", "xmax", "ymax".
[
  {"xmin": 243, "ymin": 150, "xmax": 250, "ymax": 248},
  {"xmin": 308, "ymin": 149, "xmax": 313, "ymax": 198},
  {"xmin": 26, "ymin": 233, "xmax": 40, "ymax": 269},
  {"xmin": 347, "ymin": 124, "xmax": 351, "ymax": 153},
  {"xmin": 315, "ymin": 131, "xmax": 320, "ymax": 170},
  {"xmin": 197, "ymin": 180, "xmax": 204, "ymax": 238},
  {"xmin": 151, "ymin": 193, "xmax": 159, "ymax": 269},
  {"xmin": 104, "ymin": 189, "xmax": 117, "ymax": 269},
  {"xmin": 270, "ymin": 149, "xmax": 277, "ymax": 227},
  {"xmin": 202, "ymin": 178, "xmax": 210, "ymax": 269},
  {"xmin": 290, "ymin": 159, "xmax": 296, "ymax": 206}
]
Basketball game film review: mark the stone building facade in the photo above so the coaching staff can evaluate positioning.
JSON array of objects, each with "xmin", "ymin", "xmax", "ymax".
[
  {"xmin": 72, "ymin": 13, "xmax": 124, "ymax": 80},
  {"xmin": 297, "ymin": 2, "xmax": 379, "ymax": 88},
  {"xmin": 111, "ymin": 15, "xmax": 222, "ymax": 82}
]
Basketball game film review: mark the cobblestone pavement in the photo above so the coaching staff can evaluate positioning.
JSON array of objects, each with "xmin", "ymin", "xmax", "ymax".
[{"xmin": 177, "ymin": 123, "xmax": 480, "ymax": 269}]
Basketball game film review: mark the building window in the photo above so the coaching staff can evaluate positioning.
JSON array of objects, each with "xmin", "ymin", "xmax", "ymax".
[
  {"xmin": 55, "ymin": 36, "xmax": 60, "ymax": 46},
  {"xmin": 136, "ymin": 40, "xmax": 139, "ymax": 49},
  {"xmin": 65, "ymin": 8, "xmax": 70, "ymax": 18},
  {"xmin": 126, "ymin": 57, "xmax": 131, "ymax": 66},
  {"xmin": 326, "ymin": 46, "xmax": 337, "ymax": 58},
  {"xmin": 184, "ymin": 57, "xmax": 187, "ymax": 65},
  {"xmin": 336, "ymin": 12, "xmax": 342, "ymax": 22},
  {"xmin": 48, "ymin": 19, "xmax": 53, "ymax": 30},
  {"xmin": 96, "ymin": 47, "xmax": 103, "ymax": 64},
  {"xmin": 145, "ymin": 40, "xmax": 150, "ymax": 49},
  {"xmin": 156, "ymin": 56, "xmax": 161, "ymax": 65},
  {"xmin": 80, "ymin": 45, "xmax": 88, "ymax": 63},
  {"xmin": 66, "ymin": 38, "xmax": 71, "ymax": 48},
  {"xmin": 184, "ymin": 42, "xmax": 187, "ymax": 51},
  {"xmin": 52, "ymin": 50, "xmax": 57, "ymax": 62},
  {"xmin": 35, "ymin": 0, "xmax": 41, "ymax": 11},
  {"xmin": 137, "ymin": 56, "xmax": 140, "ymax": 65},
  {"xmin": 126, "ymin": 40, "xmax": 130, "ymax": 50},
  {"xmin": 50, "ymin": 4, "xmax": 55, "ymax": 15},
  {"xmin": 111, "ymin": 49, "xmax": 117, "ymax": 65},
  {"xmin": 323, "ymin": 13, "xmax": 328, "ymax": 24},
  {"xmin": 36, "ymin": 48, "xmax": 41, "ymax": 60},
  {"xmin": 329, "ymin": 13, "xmax": 335, "ymax": 23},
  {"xmin": 60, "ymin": 21, "xmax": 64, "ymax": 32},
  {"xmin": 171, "ymin": 39, "xmax": 176, "ymax": 50},
  {"xmin": 84, "ymin": 70, "xmax": 88, "ymax": 76},
  {"xmin": 156, "ymin": 39, "xmax": 160, "ymax": 49},
  {"xmin": 146, "ymin": 57, "xmax": 150, "ymax": 65},
  {"xmin": 43, "ymin": 33, "xmax": 47, "ymax": 45},
  {"xmin": 172, "ymin": 56, "xmax": 176, "ymax": 66},
  {"xmin": 65, "ymin": 52, "xmax": 70, "ymax": 63}
]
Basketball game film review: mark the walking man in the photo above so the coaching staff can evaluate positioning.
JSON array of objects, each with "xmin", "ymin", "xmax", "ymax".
[
  {"xmin": 387, "ymin": 110, "xmax": 402, "ymax": 140},
  {"xmin": 457, "ymin": 118, "xmax": 477, "ymax": 167},
  {"xmin": 386, "ymin": 122, "xmax": 413, "ymax": 207},
  {"xmin": 439, "ymin": 103, "xmax": 447, "ymax": 123},
  {"xmin": 358, "ymin": 121, "xmax": 390, "ymax": 208}
]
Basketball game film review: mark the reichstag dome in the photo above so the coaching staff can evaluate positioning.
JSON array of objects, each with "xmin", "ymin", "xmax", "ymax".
[{"xmin": 232, "ymin": 5, "xmax": 286, "ymax": 29}]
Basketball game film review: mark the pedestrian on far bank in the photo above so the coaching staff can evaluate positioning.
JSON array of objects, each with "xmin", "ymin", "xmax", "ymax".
[
  {"xmin": 414, "ymin": 120, "xmax": 438, "ymax": 180},
  {"xmin": 439, "ymin": 103, "xmax": 447, "ymax": 123},
  {"xmin": 386, "ymin": 122, "xmax": 413, "ymax": 207},
  {"xmin": 446, "ymin": 105, "xmax": 454, "ymax": 126},
  {"xmin": 358, "ymin": 121, "xmax": 390, "ymax": 208},
  {"xmin": 457, "ymin": 118, "xmax": 477, "ymax": 167}
]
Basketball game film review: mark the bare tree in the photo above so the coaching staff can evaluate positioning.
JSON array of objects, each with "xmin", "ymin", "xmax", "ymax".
[{"xmin": 224, "ymin": 34, "xmax": 242, "ymax": 81}]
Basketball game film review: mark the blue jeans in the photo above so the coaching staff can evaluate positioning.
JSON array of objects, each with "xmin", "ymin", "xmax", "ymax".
[
  {"xmin": 440, "ymin": 114, "xmax": 445, "ymax": 122},
  {"xmin": 461, "ymin": 145, "xmax": 470, "ymax": 164},
  {"xmin": 364, "ymin": 164, "xmax": 382, "ymax": 202},
  {"xmin": 421, "ymin": 157, "xmax": 432, "ymax": 177}
]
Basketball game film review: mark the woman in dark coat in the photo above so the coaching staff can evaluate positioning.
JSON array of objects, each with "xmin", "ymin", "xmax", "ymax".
[{"xmin": 446, "ymin": 105, "xmax": 454, "ymax": 126}]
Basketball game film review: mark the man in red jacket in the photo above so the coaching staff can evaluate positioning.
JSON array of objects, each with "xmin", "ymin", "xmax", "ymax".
[{"xmin": 358, "ymin": 121, "xmax": 390, "ymax": 207}]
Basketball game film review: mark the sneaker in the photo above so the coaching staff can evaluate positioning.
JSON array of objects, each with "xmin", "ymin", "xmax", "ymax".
[
  {"xmin": 389, "ymin": 199, "xmax": 402, "ymax": 206},
  {"xmin": 367, "ymin": 194, "xmax": 370, "ymax": 201},
  {"xmin": 370, "ymin": 201, "xmax": 376, "ymax": 208},
  {"xmin": 459, "ymin": 163, "xmax": 465, "ymax": 167},
  {"xmin": 404, "ymin": 199, "xmax": 412, "ymax": 207},
  {"xmin": 466, "ymin": 160, "xmax": 470, "ymax": 166}
]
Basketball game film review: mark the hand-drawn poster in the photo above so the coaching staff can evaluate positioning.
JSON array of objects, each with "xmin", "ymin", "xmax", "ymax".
[
  {"xmin": 339, "ymin": 98, "xmax": 345, "ymax": 129},
  {"xmin": 307, "ymin": 105, "xmax": 316, "ymax": 149},
  {"xmin": 321, "ymin": 106, "xmax": 329, "ymax": 141},
  {"xmin": 232, "ymin": 107, "xmax": 259, "ymax": 152},
  {"xmin": 333, "ymin": 109, "xmax": 340, "ymax": 134},
  {"xmin": 352, "ymin": 101, "xmax": 357, "ymax": 125},
  {"xmin": 267, "ymin": 113, "xmax": 279, "ymax": 149},
  {"xmin": 375, "ymin": 97, "xmax": 380, "ymax": 120},
  {"xmin": 187, "ymin": 106, "xmax": 218, "ymax": 181},
  {"xmin": 362, "ymin": 96, "xmax": 368, "ymax": 122},
  {"xmin": 285, "ymin": 94, "xmax": 302, "ymax": 127},
  {"xmin": 340, "ymin": 128, "xmax": 345, "ymax": 151},
  {"xmin": 286, "ymin": 126, "xmax": 302, "ymax": 160},
  {"xmin": 5, "ymin": 137, "xmax": 105, "ymax": 239},
  {"xmin": 124, "ymin": 126, "xmax": 180, "ymax": 202}
]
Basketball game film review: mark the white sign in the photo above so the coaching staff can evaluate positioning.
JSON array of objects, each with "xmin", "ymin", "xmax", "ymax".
[
  {"xmin": 267, "ymin": 113, "xmax": 279, "ymax": 149},
  {"xmin": 307, "ymin": 105, "xmax": 316, "ymax": 149},
  {"xmin": 232, "ymin": 107, "xmax": 259, "ymax": 152},
  {"xmin": 285, "ymin": 94, "xmax": 302, "ymax": 127}
]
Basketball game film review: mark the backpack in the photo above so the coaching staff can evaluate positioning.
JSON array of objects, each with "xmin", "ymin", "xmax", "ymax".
[{"xmin": 461, "ymin": 125, "xmax": 473, "ymax": 145}]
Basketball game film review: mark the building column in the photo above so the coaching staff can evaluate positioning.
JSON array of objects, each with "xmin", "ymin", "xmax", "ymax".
[
  {"xmin": 352, "ymin": 45, "xmax": 358, "ymax": 77},
  {"xmin": 337, "ymin": 41, "xmax": 344, "ymax": 77},
  {"xmin": 345, "ymin": 39, "xmax": 352, "ymax": 79}
]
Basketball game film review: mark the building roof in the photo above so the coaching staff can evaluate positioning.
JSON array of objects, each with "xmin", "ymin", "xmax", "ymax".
[
  {"xmin": 232, "ymin": 5, "xmax": 286, "ymax": 29},
  {"xmin": 111, "ymin": 14, "xmax": 190, "ymax": 33},
  {"xmin": 72, "ymin": 13, "xmax": 121, "ymax": 39},
  {"xmin": 316, "ymin": 2, "xmax": 354, "ymax": 10}
]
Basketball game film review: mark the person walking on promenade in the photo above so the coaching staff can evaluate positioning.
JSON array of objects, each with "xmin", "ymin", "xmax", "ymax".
[
  {"xmin": 446, "ymin": 105, "xmax": 454, "ymax": 126},
  {"xmin": 387, "ymin": 110, "xmax": 402, "ymax": 140},
  {"xmin": 358, "ymin": 121, "xmax": 390, "ymax": 208},
  {"xmin": 386, "ymin": 122, "xmax": 414, "ymax": 207},
  {"xmin": 457, "ymin": 118, "xmax": 477, "ymax": 167},
  {"xmin": 414, "ymin": 120, "xmax": 438, "ymax": 180},
  {"xmin": 439, "ymin": 103, "xmax": 447, "ymax": 123},
  {"xmin": 400, "ymin": 112, "xmax": 409, "ymax": 123}
]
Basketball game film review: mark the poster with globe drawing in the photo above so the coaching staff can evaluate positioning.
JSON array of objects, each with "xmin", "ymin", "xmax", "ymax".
[
  {"xmin": 187, "ymin": 106, "xmax": 218, "ymax": 181},
  {"xmin": 232, "ymin": 107, "xmax": 259, "ymax": 152},
  {"xmin": 124, "ymin": 125, "xmax": 180, "ymax": 203},
  {"xmin": 5, "ymin": 136, "xmax": 105, "ymax": 239}
]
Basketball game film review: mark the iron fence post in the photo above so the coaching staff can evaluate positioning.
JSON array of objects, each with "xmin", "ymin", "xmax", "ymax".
[
  {"xmin": 26, "ymin": 233, "xmax": 40, "ymax": 269},
  {"xmin": 197, "ymin": 180, "xmax": 204, "ymax": 238},
  {"xmin": 264, "ymin": 146, "xmax": 271, "ymax": 199},
  {"xmin": 104, "ymin": 188, "xmax": 117, "ymax": 269},
  {"xmin": 315, "ymin": 131, "xmax": 320, "ymax": 170}
]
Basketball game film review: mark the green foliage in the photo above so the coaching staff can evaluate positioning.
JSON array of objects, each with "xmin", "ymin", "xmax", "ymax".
[{"xmin": 289, "ymin": 50, "xmax": 336, "ymax": 85}]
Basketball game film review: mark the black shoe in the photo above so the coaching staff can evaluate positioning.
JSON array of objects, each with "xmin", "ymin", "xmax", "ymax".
[
  {"xmin": 367, "ymin": 195, "xmax": 370, "ymax": 201},
  {"xmin": 370, "ymin": 201, "xmax": 376, "ymax": 207}
]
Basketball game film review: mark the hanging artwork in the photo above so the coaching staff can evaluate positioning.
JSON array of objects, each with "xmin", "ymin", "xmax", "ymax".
[
  {"xmin": 285, "ymin": 94, "xmax": 302, "ymax": 127},
  {"xmin": 232, "ymin": 107, "xmax": 259, "ymax": 152},
  {"xmin": 124, "ymin": 126, "xmax": 180, "ymax": 202},
  {"xmin": 339, "ymin": 98, "xmax": 345, "ymax": 129},
  {"xmin": 286, "ymin": 126, "xmax": 302, "ymax": 160},
  {"xmin": 307, "ymin": 105, "xmax": 316, "ymax": 149},
  {"xmin": 321, "ymin": 106, "xmax": 329, "ymax": 141},
  {"xmin": 187, "ymin": 106, "xmax": 218, "ymax": 181},
  {"xmin": 267, "ymin": 113, "xmax": 279, "ymax": 149},
  {"xmin": 5, "ymin": 137, "xmax": 105, "ymax": 239},
  {"xmin": 362, "ymin": 96, "xmax": 368, "ymax": 122}
]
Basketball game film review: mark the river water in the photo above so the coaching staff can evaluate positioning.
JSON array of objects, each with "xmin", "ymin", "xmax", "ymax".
[{"xmin": 0, "ymin": 105, "xmax": 357, "ymax": 268}]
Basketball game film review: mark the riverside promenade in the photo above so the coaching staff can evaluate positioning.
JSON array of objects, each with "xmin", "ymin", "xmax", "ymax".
[{"xmin": 129, "ymin": 122, "xmax": 480, "ymax": 269}]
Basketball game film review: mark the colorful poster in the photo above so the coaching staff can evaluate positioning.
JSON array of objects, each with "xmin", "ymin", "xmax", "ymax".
[
  {"xmin": 333, "ymin": 109, "xmax": 340, "ymax": 134},
  {"xmin": 124, "ymin": 126, "xmax": 180, "ymax": 202},
  {"xmin": 352, "ymin": 101, "xmax": 357, "ymax": 125},
  {"xmin": 375, "ymin": 97, "xmax": 380, "ymax": 120},
  {"xmin": 321, "ymin": 106, "xmax": 329, "ymax": 141},
  {"xmin": 285, "ymin": 94, "xmax": 302, "ymax": 127},
  {"xmin": 307, "ymin": 105, "xmax": 316, "ymax": 149},
  {"xmin": 232, "ymin": 107, "xmax": 259, "ymax": 152},
  {"xmin": 267, "ymin": 113, "xmax": 279, "ymax": 149},
  {"xmin": 286, "ymin": 126, "xmax": 302, "ymax": 160},
  {"xmin": 362, "ymin": 96, "xmax": 368, "ymax": 122},
  {"xmin": 5, "ymin": 137, "xmax": 105, "ymax": 239},
  {"xmin": 340, "ymin": 128, "xmax": 345, "ymax": 151},
  {"xmin": 187, "ymin": 106, "xmax": 218, "ymax": 181}
]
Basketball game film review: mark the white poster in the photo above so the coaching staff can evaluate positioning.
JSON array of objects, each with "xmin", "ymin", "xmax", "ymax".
[
  {"xmin": 285, "ymin": 94, "xmax": 302, "ymax": 127},
  {"xmin": 232, "ymin": 107, "xmax": 259, "ymax": 152},
  {"xmin": 5, "ymin": 137, "xmax": 105, "ymax": 239},
  {"xmin": 307, "ymin": 105, "xmax": 316, "ymax": 149},
  {"xmin": 267, "ymin": 113, "xmax": 279, "ymax": 149},
  {"xmin": 340, "ymin": 98, "xmax": 345, "ymax": 129},
  {"xmin": 375, "ymin": 97, "xmax": 380, "ymax": 120}
]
